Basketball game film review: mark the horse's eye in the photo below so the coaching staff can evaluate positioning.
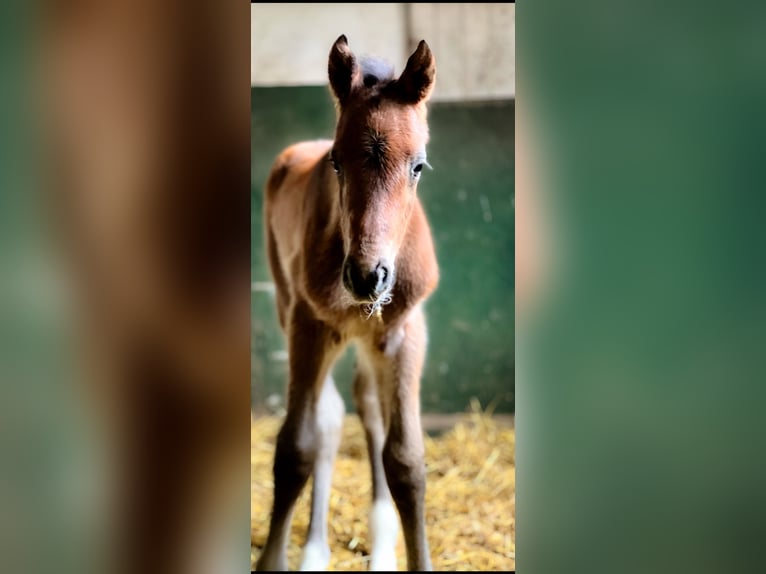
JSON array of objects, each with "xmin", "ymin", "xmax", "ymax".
[
  {"xmin": 412, "ymin": 163, "xmax": 424, "ymax": 177},
  {"xmin": 329, "ymin": 154, "xmax": 341, "ymax": 175}
]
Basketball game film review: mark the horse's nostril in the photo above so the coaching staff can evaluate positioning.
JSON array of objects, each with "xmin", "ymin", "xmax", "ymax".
[
  {"xmin": 375, "ymin": 262, "xmax": 393, "ymax": 292},
  {"xmin": 343, "ymin": 258, "xmax": 371, "ymax": 298},
  {"xmin": 343, "ymin": 259, "xmax": 392, "ymax": 300}
]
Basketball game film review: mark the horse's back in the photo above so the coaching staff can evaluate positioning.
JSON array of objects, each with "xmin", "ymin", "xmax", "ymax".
[
  {"xmin": 264, "ymin": 139, "xmax": 333, "ymax": 204},
  {"xmin": 265, "ymin": 137, "xmax": 332, "ymax": 250},
  {"xmin": 264, "ymin": 139, "xmax": 333, "ymax": 326}
]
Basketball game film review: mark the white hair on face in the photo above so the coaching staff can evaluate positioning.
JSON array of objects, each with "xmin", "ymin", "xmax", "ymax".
[{"xmin": 361, "ymin": 290, "xmax": 393, "ymax": 320}]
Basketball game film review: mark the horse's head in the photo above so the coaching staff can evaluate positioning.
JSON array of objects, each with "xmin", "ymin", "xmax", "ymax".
[{"xmin": 327, "ymin": 35, "xmax": 435, "ymax": 310}]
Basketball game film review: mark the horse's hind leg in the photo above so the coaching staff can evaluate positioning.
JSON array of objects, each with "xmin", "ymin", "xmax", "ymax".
[
  {"xmin": 299, "ymin": 376, "xmax": 345, "ymax": 571},
  {"xmin": 265, "ymin": 222, "xmax": 290, "ymax": 331},
  {"xmin": 353, "ymin": 360, "xmax": 400, "ymax": 571}
]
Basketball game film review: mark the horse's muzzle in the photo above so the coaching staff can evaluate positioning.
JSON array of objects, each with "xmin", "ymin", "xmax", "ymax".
[{"xmin": 342, "ymin": 257, "xmax": 394, "ymax": 302}]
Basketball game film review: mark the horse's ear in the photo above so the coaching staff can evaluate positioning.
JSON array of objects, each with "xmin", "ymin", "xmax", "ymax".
[
  {"xmin": 328, "ymin": 35, "xmax": 358, "ymax": 106},
  {"xmin": 394, "ymin": 40, "xmax": 436, "ymax": 104}
]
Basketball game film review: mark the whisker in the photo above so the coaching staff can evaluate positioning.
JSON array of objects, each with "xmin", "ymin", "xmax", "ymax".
[{"xmin": 360, "ymin": 290, "xmax": 394, "ymax": 320}]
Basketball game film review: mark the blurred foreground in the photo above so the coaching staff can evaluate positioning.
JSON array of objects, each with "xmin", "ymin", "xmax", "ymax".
[{"xmin": 1, "ymin": 3, "xmax": 250, "ymax": 574}]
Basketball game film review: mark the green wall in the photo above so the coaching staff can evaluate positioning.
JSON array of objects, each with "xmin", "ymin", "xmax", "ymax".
[{"xmin": 252, "ymin": 87, "xmax": 514, "ymax": 414}]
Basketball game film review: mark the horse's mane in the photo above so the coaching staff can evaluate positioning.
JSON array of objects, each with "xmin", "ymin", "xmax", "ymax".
[{"xmin": 359, "ymin": 57, "xmax": 396, "ymax": 89}]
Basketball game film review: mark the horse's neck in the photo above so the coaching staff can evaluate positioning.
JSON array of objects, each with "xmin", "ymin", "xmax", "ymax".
[
  {"xmin": 398, "ymin": 198, "xmax": 439, "ymax": 301},
  {"xmin": 306, "ymin": 161, "xmax": 342, "ymax": 241}
]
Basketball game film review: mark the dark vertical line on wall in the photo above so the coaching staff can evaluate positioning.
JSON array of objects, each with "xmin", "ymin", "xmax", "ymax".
[
  {"xmin": 435, "ymin": 3, "xmax": 441, "ymax": 80},
  {"xmin": 403, "ymin": 2, "xmax": 415, "ymax": 54},
  {"xmin": 461, "ymin": 2, "xmax": 467, "ymax": 101},
  {"xmin": 486, "ymin": 2, "xmax": 494, "ymax": 93}
]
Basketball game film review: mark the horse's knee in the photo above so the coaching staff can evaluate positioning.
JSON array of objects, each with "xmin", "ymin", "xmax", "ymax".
[
  {"xmin": 273, "ymin": 419, "xmax": 318, "ymax": 495},
  {"xmin": 382, "ymin": 439, "xmax": 426, "ymax": 504}
]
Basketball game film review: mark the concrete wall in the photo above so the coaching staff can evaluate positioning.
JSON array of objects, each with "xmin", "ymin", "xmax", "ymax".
[{"xmin": 250, "ymin": 3, "xmax": 515, "ymax": 102}]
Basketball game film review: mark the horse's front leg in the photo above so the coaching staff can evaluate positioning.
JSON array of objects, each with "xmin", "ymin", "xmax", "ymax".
[
  {"xmin": 299, "ymin": 375, "xmax": 345, "ymax": 571},
  {"xmin": 376, "ymin": 306, "xmax": 433, "ymax": 571},
  {"xmin": 255, "ymin": 300, "xmax": 343, "ymax": 571}
]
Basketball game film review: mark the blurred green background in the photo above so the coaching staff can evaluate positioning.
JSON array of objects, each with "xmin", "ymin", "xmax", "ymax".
[{"xmin": 251, "ymin": 87, "xmax": 514, "ymax": 414}]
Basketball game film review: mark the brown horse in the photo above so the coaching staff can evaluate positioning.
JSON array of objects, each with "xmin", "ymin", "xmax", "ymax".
[{"xmin": 255, "ymin": 36, "xmax": 439, "ymax": 571}]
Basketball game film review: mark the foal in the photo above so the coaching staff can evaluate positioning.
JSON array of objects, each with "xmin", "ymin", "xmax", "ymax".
[{"xmin": 255, "ymin": 36, "xmax": 439, "ymax": 571}]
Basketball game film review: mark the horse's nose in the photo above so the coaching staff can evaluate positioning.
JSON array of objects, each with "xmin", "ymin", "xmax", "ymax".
[
  {"xmin": 343, "ymin": 258, "xmax": 393, "ymax": 300},
  {"xmin": 374, "ymin": 261, "xmax": 393, "ymax": 293}
]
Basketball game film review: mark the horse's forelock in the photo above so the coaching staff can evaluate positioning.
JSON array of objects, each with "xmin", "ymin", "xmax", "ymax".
[{"xmin": 359, "ymin": 57, "xmax": 395, "ymax": 89}]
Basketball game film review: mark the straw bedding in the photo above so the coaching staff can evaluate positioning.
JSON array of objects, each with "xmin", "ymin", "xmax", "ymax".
[{"xmin": 251, "ymin": 403, "xmax": 515, "ymax": 571}]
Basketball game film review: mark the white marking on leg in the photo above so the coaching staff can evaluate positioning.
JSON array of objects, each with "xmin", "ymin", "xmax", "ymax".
[
  {"xmin": 300, "ymin": 540, "xmax": 331, "ymax": 571},
  {"xmin": 299, "ymin": 378, "xmax": 344, "ymax": 572},
  {"xmin": 368, "ymin": 498, "xmax": 399, "ymax": 571}
]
